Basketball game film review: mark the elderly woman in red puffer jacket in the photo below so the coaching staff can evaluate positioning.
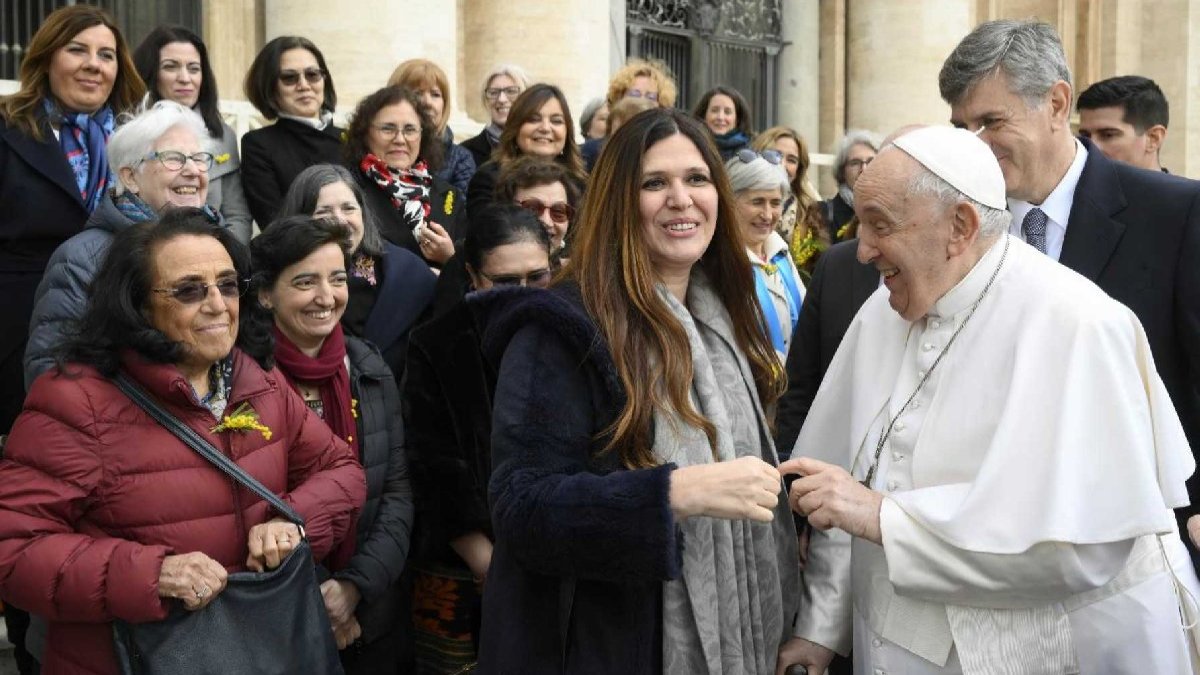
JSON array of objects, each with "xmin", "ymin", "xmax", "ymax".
[{"xmin": 0, "ymin": 209, "xmax": 366, "ymax": 675}]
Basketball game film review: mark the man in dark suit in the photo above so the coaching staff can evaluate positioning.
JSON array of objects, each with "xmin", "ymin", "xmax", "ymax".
[
  {"xmin": 775, "ymin": 240, "xmax": 878, "ymax": 458},
  {"xmin": 941, "ymin": 19, "xmax": 1200, "ymax": 564}
]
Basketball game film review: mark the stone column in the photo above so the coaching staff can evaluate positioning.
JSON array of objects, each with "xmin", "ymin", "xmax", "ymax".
[
  {"xmin": 776, "ymin": 0, "xmax": 820, "ymax": 159},
  {"xmin": 461, "ymin": 0, "xmax": 611, "ymax": 132},
  {"xmin": 203, "ymin": 0, "xmax": 262, "ymax": 103},
  {"xmin": 264, "ymin": 0, "xmax": 459, "ymax": 118}
]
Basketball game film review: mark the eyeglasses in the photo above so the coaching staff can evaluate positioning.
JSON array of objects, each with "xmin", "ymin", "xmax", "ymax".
[
  {"xmin": 278, "ymin": 68, "xmax": 325, "ymax": 87},
  {"xmin": 142, "ymin": 150, "xmax": 214, "ymax": 172},
  {"xmin": 625, "ymin": 89, "xmax": 659, "ymax": 102},
  {"xmin": 735, "ymin": 148, "xmax": 783, "ymax": 165},
  {"xmin": 152, "ymin": 278, "xmax": 249, "ymax": 304},
  {"xmin": 481, "ymin": 268, "xmax": 553, "ymax": 288},
  {"xmin": 372, "ymin": 124, "xmax": 421, "ymax": 141},
  {"xmin": 517, "ymin": 198, "xmax": 574, "ymax": 225},
  {"xmin": 485, "ymin": 86, "xmax": 522, "ymax": 101},
  {"xmin": 845, "ymin": 157, "xmax": 873, "ymax": 170}
]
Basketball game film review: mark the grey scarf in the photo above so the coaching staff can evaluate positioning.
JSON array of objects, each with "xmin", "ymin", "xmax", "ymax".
[
  {"xmin": 654, "ymin": 271, "xmax": 799, "ymax": 674},
  {"xmin": 837, "ymin": 183, "xmax": 855, "ymax": 209}
]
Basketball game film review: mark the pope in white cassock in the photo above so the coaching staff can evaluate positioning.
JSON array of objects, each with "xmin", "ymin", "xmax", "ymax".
[{"xmin": 774, "ymin": 126, "xmax": 1200, "ymax": 675}]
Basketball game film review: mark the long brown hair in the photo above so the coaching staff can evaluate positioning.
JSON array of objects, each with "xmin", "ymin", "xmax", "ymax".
[
  {"xmin": 753, "ymin": 126, "xmax": 827, "ymax": 245},
  {"xmin": 494, "ymin": 83, "xmax": 585, "ymax": 179},
  {"xmin": 0, "ymin": 5, "xmax": 143, "ymax": 140},
  {"xmin": 562, "ymin": 108, "xmax": 785, "ymax": 469}
]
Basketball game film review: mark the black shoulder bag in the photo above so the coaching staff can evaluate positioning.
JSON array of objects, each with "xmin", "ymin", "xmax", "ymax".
[{"xmin": 111, "ymin": 373, "xmax": 343, "ymax": 675}]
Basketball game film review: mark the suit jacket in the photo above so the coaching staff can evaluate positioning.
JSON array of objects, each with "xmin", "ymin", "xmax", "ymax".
[
  {"xmin": 1061, "ymin": 137, "xmax": 1200, "ymax": 529},
  {"xmin": 0, "ymin": 114, "xmax": 92, "ymax": 432},
  {"xmin": 775, "ymin": 239, "xmax": 878, "ymax": 458}
]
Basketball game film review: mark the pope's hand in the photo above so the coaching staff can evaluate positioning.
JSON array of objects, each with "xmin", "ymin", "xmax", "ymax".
[
  {"xmin": 776, "ymin": 636, "xmax": 835, "ymax": 675},
  {"xmin": 1188, "ymin": 515, "xmax": 1200, "ymax": 549},
  {"xmin": 669, "ymin": 456, "xmax": 781, "ymax": 522},
  {"xmin": 778, "ymin": 457, "xmax": 884, "ymax": 545}
]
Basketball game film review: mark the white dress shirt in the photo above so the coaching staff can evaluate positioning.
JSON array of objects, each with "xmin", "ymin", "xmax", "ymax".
[{"xmin": 1007, "ymin": 139, "xmax": 1087, "ymax": 261}]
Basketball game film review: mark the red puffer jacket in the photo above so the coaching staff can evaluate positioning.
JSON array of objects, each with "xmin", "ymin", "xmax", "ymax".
[{"xmin": 0, "ymin": 349, "xmax": 367, "ymax": 674}]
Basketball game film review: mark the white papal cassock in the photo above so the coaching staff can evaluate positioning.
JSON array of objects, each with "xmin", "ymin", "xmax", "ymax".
[{"xmin": 792, "ymin": 234, "xmax": 1200, "ymax": 674}]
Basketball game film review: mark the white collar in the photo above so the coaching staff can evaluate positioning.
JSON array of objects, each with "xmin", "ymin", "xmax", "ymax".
[
  {"xmin": 746, "ymin": 231, "xmax": 789, "ymax": 265},
  {"xmin": 929, "ymin": 234, "xmax": 1009, "ymax": 319},
  {"xmin": 278, "ymin": 111, "xmax": 330, "ymax": 130},
  {"xmin": 1007, "ymin": 138, "xmax": 1087, "ymax": 228}
]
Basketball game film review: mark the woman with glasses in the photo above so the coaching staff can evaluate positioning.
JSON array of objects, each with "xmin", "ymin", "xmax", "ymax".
[
  {"xmin": 478, "ymin": 108, "xmax": 798, "ymax": 673},
  {"xmin": 0, "ymin": 208, "xmax": 365, "ymax": 675},
  {"xmin": 822, "ymin": 129, "xmax": 881, "ymax": 242},
  {"xmin": 694, "ymin": 85, "xmax": 754, "ymax": 161},
  {"xmin": 461, "ymin": 64, "xmax": 531, "ymax": 170},
  {"xmin": 403, "ymin": 203, "xmax": 551, "ymax": 674},
  {"xmin": 752, "ymin": 126, "xmax": 829, "ymax": 279},
  {"xmin": 249, "ymin": 216, "xmax": 413, "ymax": 675},
  {"xmin": 727, "ymin": 149, "xmax": 806, "ymax": 361},
  {"xmin": 388, "ymin": 59, "xmax": 476, "ymax": 195},
  {"xmin": 25, "ymin": 100, "xmax": 225, "ymax": 387},
  {"xmin": 495, "ymin": 156, "xmax": 581, "ymax": 261},
  {"xmin": 465, "ymin": 83, "xmax": 586, "ymax": 219},
  {"xmin": 582, "ymin": 58, "xmax": 677, "ymax": 170},
  {"xmin": 133, "ymin": 26, "xmax": 252, "ymax": 241},
  {"xmin": 240, "ymin": 36, "xmax": 343, "ymax": 227},
  {"xmin": 278, "ymin": 164, "xmax": 436, "ymax": 378},
  {"xmin": 344, "ymin": 85, "xmax": 464, "ymax": 269}
]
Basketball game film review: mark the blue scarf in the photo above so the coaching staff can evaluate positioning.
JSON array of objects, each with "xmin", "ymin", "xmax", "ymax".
[
  {"xmin": 753, "ymin": 250, "xmax": 804, "ymax": 353},
  {"xmin": 45, "ymin": 99, "xmax": 114, "ymax": 214},
  {"xmin": 112, "ymin": 190, "xmax": 158, "ymax": 223},
  {"xmin": 712, "ymin": 128, "xmax": 750, "ymax": 156}
]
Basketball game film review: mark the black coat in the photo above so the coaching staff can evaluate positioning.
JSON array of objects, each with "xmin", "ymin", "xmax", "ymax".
[
  {"xmin": 240, "ymin": 118, "xmax": 344, "ymax": 227},
  {"xmin": 0, "ymin": 114, "xmax": 92, "ymax": 432},
  {"xmin": 335, "ymin": 336, "xmax": 414, "ymax": 643},
  {"xmin": 774, "ymin": 239, "xmax": 878, "ymax": 458},
  {"xmin": 351, "ymin": 166, "xmax": 465, "ymax": 261},
  {"xmin": 402, "ymin": 300, "xmax": 495, "ymax": 567},
  {"xmin": 820, "ymin": 193, "xmax": 855, "ymax": 243},
  {"xmin": 475, "ymin": 286, "xmax": 679, "ymax": 675},
  {"xmin": 466, "ymin": 160, "xmax": 500, "ymax": 222},
  {"xmin": 1062, "ymin": 138, "xmax": 1200, "ymax": 550},
  {"xmin": 461, "ymin": 129, "xmax": 495, "ymax": 171}
]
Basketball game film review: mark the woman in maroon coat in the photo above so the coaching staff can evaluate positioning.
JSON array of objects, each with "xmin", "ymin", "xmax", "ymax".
[{"xmin": 0, "ymin": 208, "xmax": 367, "ymax": 675}]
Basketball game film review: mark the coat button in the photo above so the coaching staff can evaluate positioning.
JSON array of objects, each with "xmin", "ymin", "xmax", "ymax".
[
  {"xmin": 930, "ymin": 320, "xmax": 940, "ymax": 329},
  {"xmin": 917, "ymin": 370, "xmax": 926, "ymax": 379},
  {"xmin": 887, "ymin": 480, "xmax": 899, "ymax": 491},
  {"xmin": 892, "ymin": 452, "xmax": 903, "ymax": 461},
  {"xmin": 922, "ymin": 343, "xmax": 935, "ymax": 352},
  {"xmin": 894, "ymin": 421, "xmax": 906, "ymax": 432},
  {"xmin": 872, "ymin": 638, "xmax": 883, "ymax": 648}
]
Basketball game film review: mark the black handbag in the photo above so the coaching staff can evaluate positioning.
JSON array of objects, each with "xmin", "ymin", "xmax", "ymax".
[{"xmin": 111, "ymin": 373, "xmax": 344, "ymax": 675}]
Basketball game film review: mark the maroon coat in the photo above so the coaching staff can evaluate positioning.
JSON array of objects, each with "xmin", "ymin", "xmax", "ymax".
[{"xmin": 0, "ymin": 349, "xmax": 367, "ymax": 674}]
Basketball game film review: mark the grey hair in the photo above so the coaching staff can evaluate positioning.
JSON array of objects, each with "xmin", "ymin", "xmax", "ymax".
[
  {"xmin": 908, "ymin": 163, "xmax": 1011, "ymax": 237},
  {"xmin": 108, "ymin": 100, "xmax": 210, "ymax": 196},
  {"xmin": 579, "ymin": 97, "xmax": 606, "ymax": 135},
  {"xmin": 939, "ymin": 19, "xmax": 1072, "ymax": 107},
  {"xmin": 833, "ymin": 129, "xmax": 881, "ymax": 185},
  {"xmin": 725, "ymin": 154, "xmax": 791, "ymax": 197},
  {"xmin": 481, "ymin": 63, "xmax": 532, "ymax": 105},
  {"xmin": 278, "ymin": 163, "xmax": 385, "ymax": 257}
]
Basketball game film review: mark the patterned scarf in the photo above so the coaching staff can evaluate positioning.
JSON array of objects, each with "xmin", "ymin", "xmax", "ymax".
[
  {"xmin": 112, "ymin": 190, "xmax": 158, "ymax": 224},
  {"xmin": 360, "ymin": 153, "xmax": 432, "ymax": 232},
  {"xmin": 44, "ymin": 98, "xmax": 115, "ymax": 214},
  {"xmin": 196, "ymin": 356, "xmax": 234, "ymax": 420}
]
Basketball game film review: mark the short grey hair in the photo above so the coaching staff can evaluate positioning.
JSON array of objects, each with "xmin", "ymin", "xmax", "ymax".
[
  {"xmin": 939, "ymin": 19, "xmax": 1072, "ymax": 107},
  {"xmin": 725, "ymin": 154, "xmax": 791, "ymax": 197},
  {"xmin": 278, "ymin": 163, "xmax": 385, "ymax": 257},
  {"xmin": 833, "ymin": 129, "xmax": 881, "ymax": 185},
  {"xmin": 108, "ymin": 100, "xmax": 210, "ymax": 196},
  {"xmin": 481, "ymin": 63, "xmax": 532, "ymax": 105},
  {"xmin": 908, "ymin": 162, "xmax": 1011, "ymax": 237},
  {"xmin": 579, "ymin": 97, "xmax": 606, "ymax": 135}
]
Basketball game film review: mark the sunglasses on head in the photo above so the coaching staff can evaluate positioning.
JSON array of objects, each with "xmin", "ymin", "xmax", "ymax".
[
  {"xmin": 481, "ymin": 268, "xmax": 553, "ymax": 288},
  {"xmin": 735, "ymin": 148, "xmax": 783, "ymax": 166},
  {"xmin": 278, "ymin": 68, "xmax": 325, "ymax": 87},
  {"xmin": 152, "ymin": 278, "xmax": 249, "ymax": 304},
  {"xmin": 517, "ymin": 198, "xmax": 574, "ymax": 225}
]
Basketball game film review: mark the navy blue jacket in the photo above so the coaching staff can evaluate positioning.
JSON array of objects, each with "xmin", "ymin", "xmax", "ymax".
[{"xmin": 475, "ymin": 286, "xmax": 680, "ymax": 675}]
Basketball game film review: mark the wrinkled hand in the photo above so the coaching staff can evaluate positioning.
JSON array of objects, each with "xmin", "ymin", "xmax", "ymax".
[
  {"xmin": 776, "ymin": 636, "xmax": 835, "ymax": 675},
  {"xmin": 450, "ymin": 531, "xmax": 493, "ymax": 585},
  {"xmin": 779, "ymin": 457, "xmax": 883, "ymax": 544},
  {"xmin": 246, "ymin": 517, "xmax": 302, "ymax": 572},
  {"xmin": 332, "ymin": 614, "xmax": 362, "ymax": 650},
  {"xmin": 321, "ymin": 579, "xmax": 361, "ymax": 628},
  {"xmin": 1189, "ymin": 515, "xmax": 1200, "ymax": 549},
  {"xmin": 669, "ymin": 456, "xmax": 781, "ymax": 522},
  {"xmin": 157, "ymin": 552, "xmax": 229, "ymax": 611},
  {"xmin": 419, "ymin": 221, "xmax": 455, "ymax": 264}
]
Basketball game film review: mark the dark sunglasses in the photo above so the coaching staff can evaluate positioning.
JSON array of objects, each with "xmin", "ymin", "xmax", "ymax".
[
  {"xmin": 278, "ymin": 68, "xmax": 325, "ymax": 87},
  {"xmin": 735, "ymin": 148, "xmax": 783, "ymax": 165},
  {"xmin": 481, "ymin": 268, "xmax": 553, "ymax": 288},
  {"xmin": 517, "ymin": 198, "xmax": 574, "ymax": 225},
  {"xmin": 152, "ymin": 278, "xmax": 250, "ymax": 304}
]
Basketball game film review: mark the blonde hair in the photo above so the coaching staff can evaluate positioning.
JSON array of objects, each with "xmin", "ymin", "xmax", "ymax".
[
  {"xmin": 605, "ymin": 58, "xmax": 677, "ymax": 108},
  {"xmin": 388, "ymin": 58, "xmax": 452, "ymax": 132}
]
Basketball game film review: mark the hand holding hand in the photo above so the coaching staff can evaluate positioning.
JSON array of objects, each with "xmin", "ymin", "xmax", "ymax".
[
  {"xmin": 669, "ymin": 456, "xmax": 781, "ymax": 522},
  {"xmin": 157, "ymin": 552, "xmax": 229, "ymax": 611},
  {"xmin": 419, "ymin": 221, "xmax": 455, "ymax": 264},
  {"xmin": 246, "ymin": 517, "xmax": 302, "ymax": 572},
  {"xmin": 320, "ymin": 579, "xmax": 362, "ymax": 628},
  {"xmin": 775, "ymin": 636, "xmax": 836, "ymax": 675},
  {"xmin": 778, "ymin": 457, "xmax": 883, "ymax": 544}
]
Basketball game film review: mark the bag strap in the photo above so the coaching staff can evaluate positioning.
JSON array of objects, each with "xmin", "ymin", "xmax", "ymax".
[{"xmin": 113, "ymin": 372, "xmax": 305, "ymax": 529}]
